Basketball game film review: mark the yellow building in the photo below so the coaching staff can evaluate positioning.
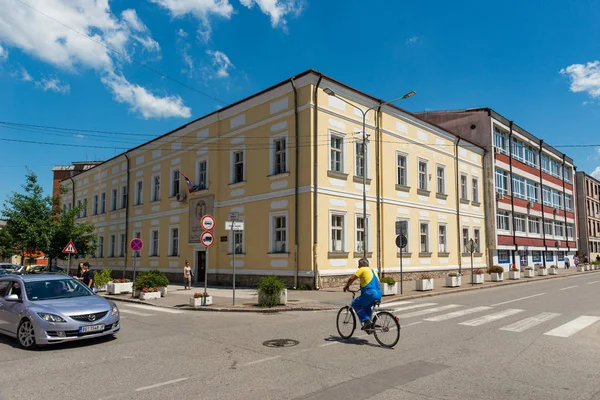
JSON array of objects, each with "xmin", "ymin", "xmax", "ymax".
[{"xmin": 58, "ymin": 70, "xmax": 487, "ymax": 288}]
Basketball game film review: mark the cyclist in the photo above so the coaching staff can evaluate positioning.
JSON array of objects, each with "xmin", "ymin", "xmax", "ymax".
[{"xmin": 343, "ymin": 258, "xmax": 382, "ymax": 331}]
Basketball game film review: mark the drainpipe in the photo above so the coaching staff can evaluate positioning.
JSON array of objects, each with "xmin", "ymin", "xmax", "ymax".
[
  {"xmin": 69, "ymin": 177, "xmax": 75, "ymax": 272},
  {"xmin": 561, "ymin": 154, "xmax": 569, "ymax": 255},
  {"xmin": 312, "ymin": 75, "xmax": 322, "ymax": 290},
  {"xmin": 375, "ymin": 102, "xmax": 383, "ymax": 278},
  {"xmin": 507, "ymin": 122, "xmax": 517, "ymax": 265},
  {"xmin": 454, "ymin": 137, "xmax": 462, "ymax": 274},
  {"xmin": 538, "ymin": 140, "xmax": 547, "ymax": 267},
  {"xmin": 291, "ymin": 78, "xmax": 299, "ymax": 289},
  {"xmin": 124, "ymin": 153, "xmax": 130, "ymax": 278}
]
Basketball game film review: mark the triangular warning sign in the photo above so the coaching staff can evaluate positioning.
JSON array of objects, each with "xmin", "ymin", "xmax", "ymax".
[{"xmin": 62, "ymin": 241, "xmax": 77, "ymax": 254}]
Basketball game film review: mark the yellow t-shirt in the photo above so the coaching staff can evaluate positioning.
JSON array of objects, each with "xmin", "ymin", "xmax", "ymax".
[{"xmin": 354, "ymin": 267, "xmax": 374, "ymax": 287}]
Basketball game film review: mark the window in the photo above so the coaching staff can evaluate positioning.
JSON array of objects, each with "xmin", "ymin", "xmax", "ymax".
[
  {"xmin": 512, "ymin": 176, "xmax": 526, "ymax": 199},
  {"xmin": 472, "ymin": 177, "xmax": 479, "ymax": 203},
  {"xmin": 330, "ymin": 135, "xmax": 343, "ymax": 173},
  {"xmin": 151, "ymin": 230, "xmax": 159, "ymax": 256},
  {"xmin": 462, "ymin": 227, "xmax": 470, "ymax": 253},
  {"xmin": 272, "ymin": 215, "xmax": 287, "ymax": 253},
  {"xmin": 119, "ymin": 233, "xmax": 125, "ymax": 257},
  {"xmin": 62, "ymin": 204, "xmax": 67, "ymax": 214},
  {"xmin": 134, "ymin": 231, "xmax": 141, "ymax": 240},
  {"xmin": 170, "ymin": 227, "xmax": 179, "ymax": 256},
  {"xmin": 355, "ymin": 215, "xmax": 369, "ymax": 253},
  {"xmin": 564, "ymin": 166, "xmax": 573, "ymax": 183},
  {"xmin": 438, "ymin": 224, "xmax": 447, "ymax": 253},
  {"xmin": 497, "ymin": 211, "xmax": 510, "ymax": 231},
  {"xmin": 565, "ymin": 194, "xmax": 573, "ymax": 211},
  {"xmin": 196, "ymin": 159, "xmax": 208, "ymax": 190},
  {"xmin": 111, "ymin": 189, "xmax": 117, "ymax": 211},
  {"xmin": 460, "ymin": 174, "xmax": 468, "ymax": 200},
  {"xmin": 232, "ymin": 150, "xmax": 245, "ymax": 183},
  {"xmin": 544, "ymin": 221, "xmax": 554, "ymax": 236},
  {"xmin": 100, "ymin": 193, "xmax": 106, "ymax": 214},
  {"xmin": 526, "ymin": 180, "xmax": 539, "ymax": 203},
  {"xmin": 152, "ymin": 175, "xmax": 160, "ymax": 202},
  {"xmin": 109, "ymin": 234, "xmax": 116, "ymax": 258},
  {"xmin": 396, "ymin": 219, "xmax": 410, "ymax": 253},
  {"xmin": 543, "ymin": 186, "xmax": 552, "ymax": 206},
  {"xmin": 541, "ymin": 155, "xmax": 550, "ymax": 173},
  {"xmin": 355, "ymin": 141, "xmax": 366, "ymax": 178},
  {"xmin": 532, "ymin": 251, "xmax": 542, "ymax": 262},
  {"xmin": 473, "ymin": 228, "xmax": 481, "ymax": 253},
  {"xmin": 528, "ymin": 217, "xmax": 540, "ymax": 234},
  {"xmin": 135, "ymin": 181, "xmax": 143, "ymax": 205},
  {"xmin": 171, "ymin": 169, "xmax": 180, "ymax": 195},
  {"xmin": 418, "ymin": 160, "xmax": 428, "ymax": 191},
  {"xmin": 514, "ymin": 214, "xmax": 526, "ymax": 233},
  {"xmin": 331, "ymin": 214, "xmax": 345, "ymax": 252},
  {"xmin": 512, "ymin": 139, "xmax": 524, "ymax": 161},
  {"xmin": 558, "ymin": 251, "xmax": 565, "ymax": 261},
  {"xmin": 436, "ymin": 165, "xmax": 445, "ymax": 194},
  {"xmin": 397, "ymin": 153, "xmax": 407, "ymax": 186},
  {"xmin": 498, "ymin": 250, "xmax": 510, "ymax": 263},
  {"xmin": 93, "ymin": 195, "xmax": 99, "ymax": 215},
  {"xmin": 76, "ymin": 200, "xmax": 82, "ymax": 218},
  {"xmin": 419, "ymin": 222, "xmax": 429, "ymax": 253},
  {"xmin": 495, "ymin": 169, "xmax": 509, "ymax": 194},
  {"xmin": 121, "ymin": 186, "xmax": 127, "ymax": 209},
  {"xmin": 546, "ymin": 251, "xmax": 554, "ymax": 262},
  {"xmin": 525, "ymin": 146, "xmax": 537, "ymax": 166},
  {"xmin": 555, "ymin": 221, "xmax": 564, "ymax": 237},
  {"xmin": 273, "ymin": 137, "xmax": 287, "ymax": 175},
  {"xmin": 82, "ymin": 199, "xmax": 87, "ymax": 217},
  {"xmin": 494, "ymin": 128, "xmax": 508, "ymax": 153},
  {"xmin": 97, "ymin": 237, "xmax": 104, "ymax": 258},
  {"xmin": 567, "ymin": 224, "xmax": 574, "ymax": 238},
  {"xmin": 233, "ymin": 230, "xmax": 244, "ymax": 254}
]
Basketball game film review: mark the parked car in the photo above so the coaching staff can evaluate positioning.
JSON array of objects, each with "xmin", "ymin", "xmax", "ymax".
[
  {"xmin": 0, "ymin": 270, "xmax": 8, "ymax": 276},
  {"xmin": 0, "ymin": 263, "xmax": 18, "ymax": 272},
  {"xmin": 27, "ymin": 265, "xmax": 67, "ymax": 274},
  {"xmin": 0, "ymin": 274, "xmax": 120, "ymax": 349}
]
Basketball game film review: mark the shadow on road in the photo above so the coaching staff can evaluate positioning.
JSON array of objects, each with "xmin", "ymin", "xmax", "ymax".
[
  {"xmin": 0, "ymin": 333, "xmax": 117, "ymax": 352},
  {"xmin": 323, "ymin": 335, "xmax": 388, "ymax": 349}
]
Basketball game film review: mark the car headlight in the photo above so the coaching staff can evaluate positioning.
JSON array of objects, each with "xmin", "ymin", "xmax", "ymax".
[
  {"xmin": 37, "ymin": 313, "xmax": 66, "ymax": 323},
  {"xmin": 111, "ymin": 305, "xmax": 119, "ymax": 316}
]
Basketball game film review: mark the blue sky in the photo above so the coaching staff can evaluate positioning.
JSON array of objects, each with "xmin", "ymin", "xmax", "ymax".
[{"xmin": 1, "ymin": 0, "xmax": 599, "ymax": 206}]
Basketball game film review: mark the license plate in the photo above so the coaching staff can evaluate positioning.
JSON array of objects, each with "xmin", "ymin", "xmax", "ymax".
[{"xmin": 79, "ymin": 324, "xmax": 105, "ymax": 333}]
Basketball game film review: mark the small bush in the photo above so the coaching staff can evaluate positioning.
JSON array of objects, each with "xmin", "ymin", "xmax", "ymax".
[
  {"xmin": 112, "ymin": 278, "xmax": 130, "ymax": 283},
  {"xmin": 510, "ymin": 266, "xmax": 519, "ymax": 271},
  {"xmin": 420, "ymin": 274, "xmax": 432, "ymax": 280},
  {"xmin": 474, "ymin": 269, "xmax": 484, "ymax": 274},
  {"xmin": 525, "ymin": 266, "xmax": 533, "ymax": 270},
  {"xmin": 539, "ymin": 265, "xmax": 547, "ymax": 269},
  {"xmin": 134, "ymin": 270, "xmax": 169, "ymax": 291},
  {"xmin": 296, "ymin": 284, "xmax": 312, "ymax": 290},
  {"xmin": 380, "ymin": 277, "xmax": 396, "ymax": 285},
  {"xmin": 550, "ymin": 265, "xmax": 558, "ymax": 269},
  {"xmin": 95, "ymin": 269, "xmax": 112, "ymax": 287},
  {"xmin": 488, "ymin": 266, "xmax": 504, "ymax": 274},
  {"xmin": 193, "ymin": 292, "xmax": 209, "ymax": 298},
  {"xmin": 447, "ymin": 271, "xmax": 459, "ymax": 277},
  {"xmin": 257, "ymin": 276, "xmax": 286, "ymax": 307}
]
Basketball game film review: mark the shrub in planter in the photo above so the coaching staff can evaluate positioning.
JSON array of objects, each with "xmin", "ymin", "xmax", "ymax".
[
  {"xmin": 416, "ymin": 274, "xmax": 434, "ymax": 291},
  {"xmin": 380, "ymin": 277, "xmax": 398, "ymax": 296},
  {"xmin": 509, "ymin": 267, "xmax": 520, "ymax": 280},
  {"xmin": 472, "ymin": 269, "xmax": 485, "ymax": 284},
  {"xmin": 538, "ymin": 265, "xmax": 548, "ymax": 276},
  {"xmin": 549, "ymin": 265, "xmax": 558, "ymax": 275},
  {"xmin": 190, "ymin": 292, "xmax": 212, "ymax": 306},
  {"xmin": 445, "ymin": 271, "xmax": 461, "ymax": 287},
  {"xmin": 524, "ymin": 266, "xmax": 535, "ymax": 277},
  {"xmin": 133, "ymin": 270, "xmax": 170, "ymax": 292},
  {"xmin": 139, "ymin": 287, "xmax": 161, "ymax": 300},
  {"xmin": 488, "ymin": 266, "xmax": 504, "ymax": 282},
  {"xmin": 107, "ymin": 278, "xmax": 132, "ymax": 294},
  {"xmin": 95, "ymin": 269, "xmax": 112, "ymax": 291},
  {"xmin": 257, "ymin": 276, "xmax": 287, "ymax": 307}
]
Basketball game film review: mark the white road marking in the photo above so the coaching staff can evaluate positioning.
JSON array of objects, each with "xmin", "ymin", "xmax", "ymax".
[
  {"xmin": 243, "ymin": 356, "xmax": 282, "ymax": 366},
  {"xmin": 124, "ymin": 304, "xmax": 183, "ymax": 314},
  {"xmin": 491, "ymin": 293, "xmax": 546, "ymax": 307},
  {"xmin": 380, "ymin": 300, "xmax": 413, "ymax": 308},
  {"xmin": 424, "ymin": 306, "xmax": 492, "ymax": 322},
  {"xmin": 459, "ymin": 309, "xmax": 524, "ymax": 327},
  {"xmin": 135, "ymin": 378, "xmax": 188, "ymax": 391},
  {"xmin": 320, "ymin": 341, "xmax": 340, "ymax": 347},
  {"xmin": 402, "ymin": 321, "xmax": 423, "ymax": 327},
  {"xmin": 544, "ymin": 316, "xmax": 600, "ymax": 338},
  {"xmin": 119, "ymin": 309, "xmax": 153, "ymax": 317},
  {"xmin": 500, "ymin": 312, "xmax": 561, "ymax": 332},
  {"xmin": 401, "ymin": 304, "xmax": 461, "ymax": 318},
  {"xmin": 388, "ymin": 303, "xmax": 438, "ymax": 312},
  {"xmin": 560, "ymin": 286, "xmax": 578, "ymax": 291},
  {"xmin": 587, "ymin": 281, "xmax": 600, "ymax": 285}
]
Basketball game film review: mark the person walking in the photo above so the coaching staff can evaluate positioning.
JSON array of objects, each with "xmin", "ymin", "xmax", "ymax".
[
  {"xmin": 574, "ymin": 255, "xmax": 579, "ymax": 269},
  {"xmin": 183, "ymin": 261, "xmax": 193, "ymax": 290},
  {"xmin": 82, "ymin": 262, "xmax": 95, "ymax": 289},
  {"xmin": 564, "ymin": 256, "xmax": 570, "ymax": 269}
]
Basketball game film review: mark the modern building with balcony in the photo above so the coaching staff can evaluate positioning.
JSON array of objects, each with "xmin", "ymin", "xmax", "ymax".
[
  {"xmin": 575, "ymin": 171, "xmax": 600, "ymax": 262},
  {"xmin": 417, "ymin": 109, "xmax": 578, "ymax": 269}
]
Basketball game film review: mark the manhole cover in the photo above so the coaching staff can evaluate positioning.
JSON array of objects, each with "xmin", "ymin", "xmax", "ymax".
[{"xmin": 262, "ymin": 339, "xmax": 299, "ymax": 348}]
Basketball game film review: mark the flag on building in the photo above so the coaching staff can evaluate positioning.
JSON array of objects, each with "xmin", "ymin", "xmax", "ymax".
[{"xmin": 178, "ymin": 170, "xmax": 198, "ymax": 193}]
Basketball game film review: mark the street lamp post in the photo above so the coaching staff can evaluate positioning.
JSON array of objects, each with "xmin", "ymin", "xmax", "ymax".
[{"xmin": 323, "ymin": 88, "xmax": 416, "ymax": 268}]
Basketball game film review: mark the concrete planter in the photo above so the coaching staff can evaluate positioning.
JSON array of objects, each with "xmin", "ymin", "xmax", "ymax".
[
  {"xmin": 585, "ymin": 264, "xmax": 591, "ymax": 271},
  {"xmin": 549, "ymin": 268, "xmax": 558, "ymax": 275},
  {"xmin": 538, "ymin": 268, "xmax": 548, "ymax": 276},
  {"xmin": 190, "ymin": 296, "xmax": 212, "ymax": 307},
  {"xmin": 159, "ymin": 286, "xmax": 168, "ymax": 297},
  {"xmin": 107, "ymin": 282, "xmax": 133, "ymax": 294},
  {"xmin": 472, "ymin": 274, "xmax": 484, "ymax": 284},
  {"xmin": 139, "ymin": 291, "xmax": 161, "ymax": 300},
  {"xmin": 577, "ymin": 266, "xmax": 584, "ymax": 272},
  {"xmin": 416, "ymin": 279, "xmax": 434, "ymax": 291},
  {"xmin": 491, "ymin": 273, "xmax": 504, "ymax": 282},
  {"xmin": 524, "ymin": 269, "xmax": 535, "ymax": 278},
  {"xmin": 257, "ymin": 288, "xmax": 287, "ymax": 306},
  {"xmin": 98, "ymin": 284, "xmax": 108, "ymax": 292},
  {"xmin": 509, "ymin": 271, "xmax": 520, "ymax": 280},
  {"xmin": 445, "ymin": 276, "xmax": 461, "ymax": 287},
  {"xmin": 380, "ymin": 282, "xmax": 398, "ymax": 296}
]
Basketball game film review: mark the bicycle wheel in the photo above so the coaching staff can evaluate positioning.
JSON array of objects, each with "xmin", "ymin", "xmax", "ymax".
[
  {"xmin": 372, "ymin": 311, "xmax": 400, "ymax": 348},
  {"xmin": 336, "ymin": 306, "xmax": 356, "ymax": 339}
]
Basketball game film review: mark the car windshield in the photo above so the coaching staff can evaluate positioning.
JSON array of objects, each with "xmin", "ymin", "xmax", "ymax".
[{"xmin": 24, "ymin": 279, "xmax": 92, "ymax": 301}]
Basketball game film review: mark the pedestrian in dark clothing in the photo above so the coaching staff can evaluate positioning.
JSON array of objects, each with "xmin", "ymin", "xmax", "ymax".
[{"xmin": 82, "ymin": 262, "xmax": 94, "ymax": 289}]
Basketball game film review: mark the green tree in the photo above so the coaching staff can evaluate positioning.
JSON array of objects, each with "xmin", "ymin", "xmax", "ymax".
[
  {"xmin": 0, "ymin": 227, "xmax": 16, "ymax": 261},
  {"xmin": 47, "ymin": 204, "xmax": 97, "ymax": 262}
]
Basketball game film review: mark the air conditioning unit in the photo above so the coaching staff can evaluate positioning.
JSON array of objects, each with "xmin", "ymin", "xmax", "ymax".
[
  {"xmin": 176, "ymin": 191, "xmax": 187, "ymax": 202},
  {"xmin": 527, "ymin": 201, "xmax": 534, "ymax": 209},
  {"xmin": 496, "ymin": 192, "xmax": 504, "ymax": 200},
  {"xmin": 494, "ymin": 147, "xmax": 500, "ymax": 154}
]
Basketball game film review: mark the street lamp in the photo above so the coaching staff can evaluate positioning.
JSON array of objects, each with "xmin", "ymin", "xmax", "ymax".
[{"xmin": 324, "ymin": 88, "xmax": 416, "ymax": 263}]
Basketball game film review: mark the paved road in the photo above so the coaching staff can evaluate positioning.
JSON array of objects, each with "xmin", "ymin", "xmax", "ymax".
[{"xmin": 1, "ymin": 273, "xmax": 600, "ymax": 400}]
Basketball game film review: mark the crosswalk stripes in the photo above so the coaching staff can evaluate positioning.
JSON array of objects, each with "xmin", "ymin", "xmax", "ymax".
[
  {"xmin": 499, "ymin": 312, "xmax": 561, "ymax": 333},
  {"xmin": 424, "ymin": 306, "xmax": 492, "ymax": 322},
  {"xmin": 459, "ymin": 309, "xmax": 524, "ymax": 327},
  {"xmin": 386, "ymin": 303, "xmax": 438, "ymax": 312},
  {"xmin": 380, "ymin": 301, "xmax": 413, "ymax": 308},
  {"xmin": 119, "ymin": 309, "xmax": 154, "ymax": 317},
  {"xmin": 401, "ymin": 304, "xmax": 462, "ymax": 318},
  {"xmin": 543, "ymin": 316, "xmax": 600, "ymax": 338},
  {"xmin": 123, "ymin": 304, "xmax": 184, "ymax": 314}
]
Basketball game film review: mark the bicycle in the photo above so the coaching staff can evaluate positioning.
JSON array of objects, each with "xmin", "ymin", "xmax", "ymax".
[{"xmin": 336, "ymin": 289, "xmax": 401, "ymax": 348}]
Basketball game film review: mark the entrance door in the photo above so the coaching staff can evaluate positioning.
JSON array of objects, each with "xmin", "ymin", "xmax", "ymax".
[{"xmin": 196, "ymin": 251, "xmax": 206, "ymax": 283}]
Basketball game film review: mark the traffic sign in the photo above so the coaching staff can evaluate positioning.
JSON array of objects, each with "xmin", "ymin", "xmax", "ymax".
[
  {"xmin": 225, "ymin": 221, "xmax": 244, "ymax": 231},
  {"xmin": 395, "ymin": 235, "xmax": 407, "ymax": 249},
  {"xmin": 130, "ymin": 238, "xmax": 144, "ymax": 252},
  {"xmin": 228, "ymin": 212, "xmax": 239, "ymax": 221},
  {"xmin": 62, "ymin": 241, "xmax": 77, "ymax": 254},
  {"xmin": 201, "ymin": 215, "xmax": 215, "ymax": 231},
  {"xmin": 201, "ymin": 231, "xmax": 215, "ymax": 247}
]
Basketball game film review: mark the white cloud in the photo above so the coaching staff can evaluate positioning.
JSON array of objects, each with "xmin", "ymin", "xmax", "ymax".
[
  {"xmin": 35, "ymin": 77, "xmax": 70, "ymax": 94},
  {"xmin": 406, "ymin": 36, "xmax": 419, "ymax": 46},
  {"xmin": 239, "ymin": 0, "xmax": 304, "ymax": 29},
  {"xmin": 102, "ymin": 72, "xmax": 191, "ymax": 119},
  {"xmin": 206, "ymin": 50, "xmax": 233, "ymax": 78},
  {"xmin": 177, "ymin": 28, "xmax": 188, "ymax": 37},
  {"xmin": 17, "ymin": 65, "xmax": 33, "ymax": 82},
  {"xmin": 592, "ymin": 166, "xmax": 600, "ymax": 180},
  {"xmin": 121, "ymin": 9, "xmax": 160, "ymax": 52},
  {"xmin": 0, "ymin": 44, "xmax": 7, "ymax": 62},
  {"xmin": 560, "ymin": 61, "xmax": 600, "ymax": 98},
  {"xmin": 74, "ymin": 134, "xmax": 85, "ymax": 139}
]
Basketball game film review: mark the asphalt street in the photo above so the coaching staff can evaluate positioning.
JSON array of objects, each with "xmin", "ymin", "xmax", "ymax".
[{"xmin": 1, "ymin": 273, "xmax": 600, "ymax": 400}]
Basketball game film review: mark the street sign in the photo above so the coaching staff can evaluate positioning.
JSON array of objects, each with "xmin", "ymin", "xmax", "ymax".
[
  {"xmin": 201, "ymin": 231, "xmax": 215, "ymax": 247},
  {"xmin": 130, "ymin": 238, "xmax": 144, "ymax": 252},
  {"xmin": 395, "ymin": 235, "xmax": 407, "ymax": 249},
  {"xmin": 225, "ymin": 221, "xmax": 244, "ymax": 230},
  {"xmin": 201, "ymin": 215, "xmax": 215, "ymax": 231},
  {"xmin": 466, "ymin": 239, "xmax": 476, "ymax": 254},
  {"xmin": 62, "ymin": 241, "xmax": 77, "ymax": 254},
  {"xmin": 228, "ymin": 212, "xmax": 239, "ymax": 221}
]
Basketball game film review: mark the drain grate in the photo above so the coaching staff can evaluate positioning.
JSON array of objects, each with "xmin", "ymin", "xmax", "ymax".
[{"xmin": 262, "ymin": 339, "xmax": 299, "ymax": 348}]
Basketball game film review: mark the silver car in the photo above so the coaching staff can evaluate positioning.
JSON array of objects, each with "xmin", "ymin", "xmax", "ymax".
[{"xmin": 0, "ymin": 274, "xmax": 120, "ymax": 349}]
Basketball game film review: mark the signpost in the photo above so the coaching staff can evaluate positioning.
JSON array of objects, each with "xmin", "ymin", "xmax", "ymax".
[
  {"xmin": 395, "ymin": 234, "xmax": 408, "ymax": 294},
  {"xmin": 200, "ymin": 215, "xmax": 215, "ymax": 305},
  {"xmin": 226, "ymin": 213, "xmax": 243, "ymax": 306},
  {"xmin": 62, "ymin": 241, "xmax": 77, "ymax": 274},
  {"xmin": 466, "ymin": 239, "xmax": 475, "ymax": 286},
  {"xmin": 130, "ymin": 238, "xmax": 143, "ymax": 296},
  {"xmin": 201, "ymin": 215, "xmax": 215, "ymax": 231}
]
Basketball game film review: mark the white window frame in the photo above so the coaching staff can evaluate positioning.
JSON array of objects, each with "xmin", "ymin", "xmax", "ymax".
[
  {"xmin": 152, "ymin": 174, "xmax": 160, "ymax": 202},
  {"xmin": 544, "ymin": 221, "xmax": 554, "ymax": 236},
  {"xmin": 419, "ymin": 221, "xmax": 430, "ymax": 254},
  {"xmin": 354, "ymin": 140, "xmax": 369, "ymax": 179},
  {"xmin": 230, "ymin": 147, "xmax": 246, "ymax": 184},
  {"xmin": 497, "ymin": 211, "xmax": 510, "ymax": 231},
  {"xmin": 134, "ymin": 180, "xmax": 143, "ymax": 206},
  {"xmin": 567, "ymin": 224, "xmax": 574, "ymax": 239},
  {"xmin": 495, "ymin": 168, "xmax": 509, "ymax": 195},
  {"xmin": 418, "ymin": 159, "xmax": 428, "ymax": 191},
  {"xmin": 110, "ymin": 189, "xmax": 117, "ymax": 211},
  {"xmin": 269, "ymin": 211, "xmax": 289, "ymax": 253},
  {"xmin": 396, "ymin": 218, "xmax": 410, "ymax": 254},
  {"xmin": 170, "ymin": 168, "xmax": 180, "ymax": 197},
  {"xmin": 436, "ymin": 164, "xmax": 445, "ymax": 195},
  {"xmin": 150, "ymin": 230, "xmax": 159, "ymax": 256},
  {"xmin": 97, "ymin": 236, "xmax": 104, "ymax": 258},
  {"xmin": 169, "ymin": 225, "xmax": 180, "ymax": 257},
  {"xmin": 118, "ymin": 233, "xmax": 125, "ymax": 257},
  {"xmin": 512, "ymin": 176, "xmax": 526, "ymax": 199},
  {"xmin": 514, "ymin": 214, "xmax": 526, "ymax": 233},
  {"xmin": 329, "ymin": 211, "xmax": 347, "ymax": 253},
  {"xmin": 82, "ymin": 198, "xmax": 87, "ymax": 217},
  {"xmin": 460, "ymin": 174, "xmax": 468, "ymax": 200},
  {"xmin": 121, "ymin": 185, "xmax": 127, "ymax": 209},
  {"xmin": 270, "ymin": 132, "xmax": 288, "ymax": 175},
  {"xmin": 494, "ymin": 127, "xmax": 508, "ymax": 153},
  {"xmin": 528, "ymin": 217, "xmax": 541, "ymax": 234},
  {"xmin": 473, "ymin": 228, "xmax": 481, "ymax": 253},
  {"xmin": 196, "ymin": 157, "xmax": 208, "ymax": 190},
  {"xmin": 526, "ymin": 180, "xmax": 539, "ymax": 203},
  {"xmin": 472, "ymin": 177, "xmax": 479, "ymax": 203},
  {"xmin": 109, "ymin": 234, "xmax": 116, "ymax": 258},
  {"xmin": 462, "ymin": 226, "xmax": 470, "ymax": 253},
  {"xmin": 329, "ymin": 131, "xmax": 345, "ymax": 173},
  {"xmin": 438, "ymin": 223, "xmax": 447, "ymax": 253},
  {"xmin": 396, "ymin": 152, "xmax": 408, "ymax": 187},
  {"xmin": 228, "ymin": 215, "xmax": 245, "ymax": 254},
  {"xmin": 555, "ymin": 221, "xmax": 564, "ymax": 237},
  {"xmin": 355, "ymin": 214, "xmax": 372, "ymax": 253},
  {"xmin": 100, "ymin": 192, "xmax": 106, "ymax": 214}
]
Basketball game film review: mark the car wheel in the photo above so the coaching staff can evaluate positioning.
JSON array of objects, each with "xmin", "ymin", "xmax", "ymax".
[{"xmin": 17, "ymin": 319, "xmax": 37, "ymax": 350}]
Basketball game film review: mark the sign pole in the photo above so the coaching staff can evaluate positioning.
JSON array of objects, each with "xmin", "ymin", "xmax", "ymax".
[
  {"xmin": 132, "ymin": 252, "xmax": 137, "ymax": 298},
  {"xmin": 232, "ymin": 227, "xmax": 236, "ymax": 306},
  {"xmin": 67, "ymin": 252, "xmax": 71, "ymax": 275},
  {"xmin": 400, "ymin": 243, "xmax": 403, "ymax": 295},
  {"xmin": 470, "ymin": 239, "xmax": 475, "ymax": 286}
]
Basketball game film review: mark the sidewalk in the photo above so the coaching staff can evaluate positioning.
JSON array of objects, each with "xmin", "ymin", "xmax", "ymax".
[{"xmin": 100, "ymin": 267, "xmax": 600, "ymax": 312}]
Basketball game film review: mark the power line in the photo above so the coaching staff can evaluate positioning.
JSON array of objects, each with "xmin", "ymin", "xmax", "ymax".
[{"xmin": 12, "ymin": 0, "xmax": 226, "ymax": 105}]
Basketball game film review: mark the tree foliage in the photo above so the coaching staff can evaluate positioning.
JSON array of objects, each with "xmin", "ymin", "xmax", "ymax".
[
  {"xmin": 47, "ymin": 205, "xmax": 97, "ymax": 261},
  {"xmin": 0, "ymin": 227, "xmax": 15, "ymax": 260}
]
